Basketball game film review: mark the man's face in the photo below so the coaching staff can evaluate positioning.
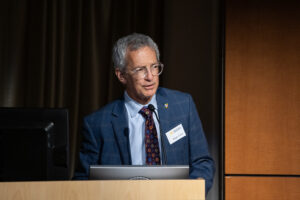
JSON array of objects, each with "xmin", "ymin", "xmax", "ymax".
[{"xmin": 115, "ymin": 46, "xmax": 159, "ymax": 105}]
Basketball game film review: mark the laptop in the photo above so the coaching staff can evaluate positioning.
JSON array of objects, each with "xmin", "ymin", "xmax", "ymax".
[{"xmin": 89, "ymin": 165, "xmax": 189, "ymax": 180}]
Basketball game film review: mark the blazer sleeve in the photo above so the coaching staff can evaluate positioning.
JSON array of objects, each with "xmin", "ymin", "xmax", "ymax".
[
  {"xmin": 187, "ymin": 94, "xmax": 215, "ymax": 194},
  {"xmin": 73, "ymin": 118, "xmax": 101, "ymax": 179}
]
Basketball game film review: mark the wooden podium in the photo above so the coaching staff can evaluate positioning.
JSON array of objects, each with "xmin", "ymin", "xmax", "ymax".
[{"xmin": 0, "ymin": 179, "xmax": 205, "ymax": 200}]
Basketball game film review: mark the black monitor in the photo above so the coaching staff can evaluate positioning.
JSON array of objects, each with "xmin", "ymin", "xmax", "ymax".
[{"xmin": 0, "ymin": 108, "xmax": 69, "ymax": 181}]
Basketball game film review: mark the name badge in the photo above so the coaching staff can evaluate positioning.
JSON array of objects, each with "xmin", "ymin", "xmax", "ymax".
[{"xmin": 165, "ymin": 124, "xmax": 186, "ymax": 145}]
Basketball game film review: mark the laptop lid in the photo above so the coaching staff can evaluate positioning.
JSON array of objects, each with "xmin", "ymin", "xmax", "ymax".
[{"xmin": 89, "ymin": 165, "xmax": 189, "ymax": 180}]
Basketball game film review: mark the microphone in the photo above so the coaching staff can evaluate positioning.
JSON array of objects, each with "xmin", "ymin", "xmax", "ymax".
[{"xmin": 148, "ymin": 104, "xmax": 167, "ymax": 165}]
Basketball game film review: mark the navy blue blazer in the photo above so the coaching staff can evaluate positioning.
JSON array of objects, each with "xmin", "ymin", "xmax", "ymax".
[{"xmin": 74, "ymin": 87, "xmax": 215, "ymax": 193}]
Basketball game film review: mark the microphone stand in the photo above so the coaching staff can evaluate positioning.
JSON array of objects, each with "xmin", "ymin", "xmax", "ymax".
[{"xmin": 148, "ymin": 104, "xmax": 167, "ymax": 165}]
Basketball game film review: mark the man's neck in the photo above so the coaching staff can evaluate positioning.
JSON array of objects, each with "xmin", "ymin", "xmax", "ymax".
[{"xmin": 125, "ymin": 94, "xmax": 153, "ymax": 105}]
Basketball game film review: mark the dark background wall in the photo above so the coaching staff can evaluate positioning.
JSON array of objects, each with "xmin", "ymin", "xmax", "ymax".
[
  {"xmin": 0, "ymin": 1, "xmax": 221, "ymax": 199},
  {"xmin": 162, "ymin": 1, "xmax": 221, "ymax": 199}
]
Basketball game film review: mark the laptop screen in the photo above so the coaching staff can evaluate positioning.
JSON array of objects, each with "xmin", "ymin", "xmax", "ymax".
[{"xmin": 89, "ymin": 165, "xmax": 189, "ymax": 180}]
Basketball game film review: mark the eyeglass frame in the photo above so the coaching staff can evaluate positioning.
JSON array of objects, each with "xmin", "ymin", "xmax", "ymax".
[{"xmin": 123, "ymin": 62, "xmax": 164, "ymax": 79}]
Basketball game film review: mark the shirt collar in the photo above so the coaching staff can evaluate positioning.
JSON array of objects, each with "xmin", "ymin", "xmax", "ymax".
[{"xmin": 124, "ymin": 91, "xmax": 158, "ymax": 118}]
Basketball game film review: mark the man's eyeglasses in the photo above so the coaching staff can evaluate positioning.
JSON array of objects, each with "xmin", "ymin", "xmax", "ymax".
[{"xmin": 127, "ymin": 63, "xmax": 164, "ymax": 79}]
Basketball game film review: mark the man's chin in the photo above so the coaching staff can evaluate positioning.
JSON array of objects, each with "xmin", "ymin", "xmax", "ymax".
[
  {"xmin": 142, "ymin": 94, "xmax": 154, "ymax": 101},
  {"xmin": 143, "ymin": 89, "xmax": 157, "ymax": 98}
]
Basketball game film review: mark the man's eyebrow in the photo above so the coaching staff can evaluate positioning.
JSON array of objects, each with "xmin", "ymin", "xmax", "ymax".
[
  {"xmin": 133, "ymin": 62, "xmax": 159, "ymax": 68},
  {"xmin": 133, "ymin": 65, "xmax": 146, "ymax": 69}
]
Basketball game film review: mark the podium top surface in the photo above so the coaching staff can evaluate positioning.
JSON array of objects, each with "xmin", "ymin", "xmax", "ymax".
[{"xmin": 0, "ymin": 180, "xmax": 205, "ymax": 200}]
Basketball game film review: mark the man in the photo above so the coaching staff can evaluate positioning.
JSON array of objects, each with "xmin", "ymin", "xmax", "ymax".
[{"xmin": 74, "ymin": 33, "xmax": 215, "ymax": 194}]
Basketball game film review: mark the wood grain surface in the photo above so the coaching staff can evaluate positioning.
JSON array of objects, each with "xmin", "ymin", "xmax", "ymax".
[
  {"xmin": 225, "ymin": 0, "xmax": 300, "ymax": 175},
  {"xmin": 225, "ymin": 176, "xmax": 300, "ymax": 200},
  {"xmin": 0, "ymin": 180, "xmax": 205, "ymax": 200}
]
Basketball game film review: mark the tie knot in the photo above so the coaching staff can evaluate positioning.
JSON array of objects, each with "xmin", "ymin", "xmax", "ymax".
[{"xmin": 139, "ymin": 106, "xmax": 152, "ymax": 119}]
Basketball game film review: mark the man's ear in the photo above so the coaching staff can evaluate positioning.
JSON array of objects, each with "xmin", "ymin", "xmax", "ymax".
[{"xmin": 115, "ymin": 68, "xmax": 127, "ymax": 85}]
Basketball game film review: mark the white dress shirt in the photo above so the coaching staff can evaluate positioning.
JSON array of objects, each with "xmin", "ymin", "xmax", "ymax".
[{"xmin": 124, "ymin": 92, "xmax": 162, "ymax": 165}]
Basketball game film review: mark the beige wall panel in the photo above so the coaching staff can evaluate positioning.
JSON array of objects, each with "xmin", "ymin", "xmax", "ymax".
[
  {"xmin": 225, "ymin": 177, "xmax": 300, "ymax": 200},
  {"xmin": 225, "ymin": 0, "xmax": 300, "ymax": 174}
]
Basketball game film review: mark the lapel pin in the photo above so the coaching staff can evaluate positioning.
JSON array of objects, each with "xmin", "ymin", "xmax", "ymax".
[{"xmin": 164, "ymin": 103, "xmax": 168, "ymax": 109}]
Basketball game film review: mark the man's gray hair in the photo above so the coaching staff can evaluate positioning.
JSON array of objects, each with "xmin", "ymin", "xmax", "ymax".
[{"xmin": 112, "ymin": 33, "xmax": 160, "ymax": 71}]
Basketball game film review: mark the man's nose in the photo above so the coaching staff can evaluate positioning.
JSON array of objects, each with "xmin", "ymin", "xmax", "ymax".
[{"xmin": 144, "ymin": 68, "xmax": 154, "ymax": 80}]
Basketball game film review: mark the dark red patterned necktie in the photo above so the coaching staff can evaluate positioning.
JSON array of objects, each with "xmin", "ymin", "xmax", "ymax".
[{"xmin": 139, "ymin": 106, "xmax": 161, "ymax": 165}]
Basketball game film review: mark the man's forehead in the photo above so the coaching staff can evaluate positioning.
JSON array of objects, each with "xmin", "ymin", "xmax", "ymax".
[{"xmin": 125, "ymin": 47, "xmax": 158, "ymax": 66}]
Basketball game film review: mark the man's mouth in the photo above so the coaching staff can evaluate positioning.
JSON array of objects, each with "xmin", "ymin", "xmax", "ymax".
[{"xmin": 143, "ymin": 83, "xmax": 155, "ymax": 90}]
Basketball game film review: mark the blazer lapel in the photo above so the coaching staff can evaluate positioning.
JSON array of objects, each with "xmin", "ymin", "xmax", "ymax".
[
  {"xmin": 156, "ymin": 88, "xmax": 172, "ymax": 159},
  {"xmin": 111, "ymin": 100, "xmax": 131, "ymax": 164}
]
